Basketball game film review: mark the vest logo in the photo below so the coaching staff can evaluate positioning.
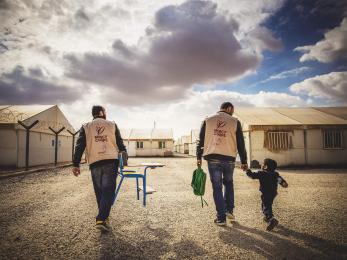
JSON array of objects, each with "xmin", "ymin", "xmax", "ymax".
[
  {"xmin": 214, "ymin": 120, "xmax": 227, "ymax": 137},
  {"xmin": 96, "ymin": 126, "xmax": 105, "ymax": 135},
  {"xmin": 217, "ymin": 120, "xmax": 226, "ymax": 129},
  {"xmin": 95, "ymin": 125, "xmax": 108, "ymax": 143}
]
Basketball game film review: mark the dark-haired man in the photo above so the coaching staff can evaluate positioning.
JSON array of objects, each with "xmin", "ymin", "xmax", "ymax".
[
  {"xmin": 197, "ymin": 102, "xmax": 248, "ymax": 226},
  {"xmin": 72, "ymin": 105, "xmax": 127, "ymax": 231}
]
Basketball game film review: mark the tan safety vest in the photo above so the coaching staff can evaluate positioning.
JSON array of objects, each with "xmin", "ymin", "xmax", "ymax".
[
  {"xmin": 203, "ymin": 112, "xmax": 238, "ymax": 158},
  {"xmin": 83, "ymin": 118, "xmax": 119, "ymax": 165}
]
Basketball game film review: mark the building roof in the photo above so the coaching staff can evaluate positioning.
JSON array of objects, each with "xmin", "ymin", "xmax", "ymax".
[
  {"xmin": 152, "ymin": 128, "xmax": 173, "ymax": 140},
  {"xmin": 0, "ymin": 105, "xmax": 52, "ymax": 124},
  {"xmin": 0, "ymin": 105, "xmax": 76, "ymax": 135},
  {"xmin": 274, "ymin": 107, "xmax": 347, "ymax": 125},
  {"xmin": 234, "ymin": 107, "xmax": 347, "ymax": 129},
  {"xmin": 313, "ymin": 107, "xmax": 347, "ymax": 121},
  {"xmin": 122, "ymin": 128, "xmax": 174, "ymax": 140},
  {"xmin": 234, "ymin": 108, "xmax": 301, "ymax": 126}
]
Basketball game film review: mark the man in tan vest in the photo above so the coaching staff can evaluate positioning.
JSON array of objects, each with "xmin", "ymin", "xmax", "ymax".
[
  {"xmin": 197, "ymin": 102, "xmax": 248, "ymax": 226},
  {"xmin": 72, "ymin": 105, "xmax": 127, "ymax": 231}
]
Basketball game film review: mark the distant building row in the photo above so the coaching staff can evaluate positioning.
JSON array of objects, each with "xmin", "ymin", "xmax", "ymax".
[{"xmin": 174, "ymin": 130, "xmax": 199, "ymax": 156}]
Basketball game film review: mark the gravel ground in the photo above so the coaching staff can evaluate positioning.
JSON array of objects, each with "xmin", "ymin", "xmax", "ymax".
[{"xmin": 0, "ymin": 157, "xmax": 346, "ymax": 260}]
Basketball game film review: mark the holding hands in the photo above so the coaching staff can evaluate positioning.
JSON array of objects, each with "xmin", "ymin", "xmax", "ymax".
[
  {"xmin": 72, "ymin": 167, "xmax": 81, "ymax": 177},
  {"xmin": 241, "ymin": 164, "xmax": 248, "ymax": 171}
]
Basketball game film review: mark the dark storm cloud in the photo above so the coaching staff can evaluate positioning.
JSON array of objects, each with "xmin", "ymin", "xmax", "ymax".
[
  {"xmin": 0, "ymin": 66, "xmax": 82, "ymax": 105},
  {"xmin": 0, "ymin": 0, "xmax": 9, "ymax": 10},
  {"xmin": 72, "ymin": 7, "xmax": 91, "ymax": 29},
  {"xmin": 65, "ymin": 0, "xmax": 271, "ymax": 104}
]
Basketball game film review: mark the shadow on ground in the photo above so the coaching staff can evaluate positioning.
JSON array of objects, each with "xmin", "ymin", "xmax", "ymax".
[
  {"xmin": 219, "ymin": 222, "xmax": 346, "ymax": 259},
  {"xmin": 98, "ymin": 225, "xmax": 207, "ymax": 259}
]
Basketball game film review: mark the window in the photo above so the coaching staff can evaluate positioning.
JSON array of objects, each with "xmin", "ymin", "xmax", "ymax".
[
  {"xmin": 323, "ymin": 130, "xmax": 343, "ymax": 149},
  {"xmin": 159, "ymin": 141, "xmax": 166, "ymax": 149},
  {"xmin": 266, "ymin": 132, "xmax": 290, "ymax": 151},
  {"xmin": 136, "ymin": 141, "xmax": 144, "ymax": 149}
]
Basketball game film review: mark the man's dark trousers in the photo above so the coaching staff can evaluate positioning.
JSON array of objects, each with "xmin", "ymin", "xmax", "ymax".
[{"xmin": 91, "ymin": 161, "xmax": 118, "ymax": 221}]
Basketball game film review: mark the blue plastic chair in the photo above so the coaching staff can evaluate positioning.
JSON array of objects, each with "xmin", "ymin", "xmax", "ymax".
[{"xmin": 113, "ymin": 154, "xmax": 149, "ymax": 206}]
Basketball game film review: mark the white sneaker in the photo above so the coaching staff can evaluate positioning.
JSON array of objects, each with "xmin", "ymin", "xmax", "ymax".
[{"xmin": 226, "ymin": 212, "xmax": 235, "ymax": 222}]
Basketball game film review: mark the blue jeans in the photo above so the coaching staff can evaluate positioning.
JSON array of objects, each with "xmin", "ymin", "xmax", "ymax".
[
  {"xmin": 207, "ymin": 159, "xmax": 235, "ymax": 221},
  {"xmin": 91, "ymin": 161, "xmax": 118, "ymax": 221}
]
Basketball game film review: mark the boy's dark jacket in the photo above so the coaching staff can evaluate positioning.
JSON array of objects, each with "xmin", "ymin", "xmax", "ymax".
[{"xmin": 246, "ymin": 169, "xmax": 287, "ymax": 195}]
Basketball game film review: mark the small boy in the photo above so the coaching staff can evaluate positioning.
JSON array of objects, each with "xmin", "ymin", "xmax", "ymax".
[{"xmin": 245, "ymin": 158, "xmax": 288, "ymax": 231}]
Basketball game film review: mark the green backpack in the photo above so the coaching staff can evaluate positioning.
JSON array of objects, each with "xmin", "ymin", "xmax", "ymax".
[{"xmin": 191, "ymin": 166, "xmax": 208, "ymax": 207}]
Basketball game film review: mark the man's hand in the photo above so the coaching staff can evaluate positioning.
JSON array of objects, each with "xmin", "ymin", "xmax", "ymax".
[
  {"xmin": 197, "ymin": 159, "xmax": 202, "ymax": 167},
  {"xmin": 282, "ymin": 181, "xmax": 288, "ymax": 188},
  {"xmin": 72, "ymin": 167, "xmax": 80, "ymax": 177},
  {"xmin": 241, "ymin": 164, "xmax": 248, "ymax": 171}
]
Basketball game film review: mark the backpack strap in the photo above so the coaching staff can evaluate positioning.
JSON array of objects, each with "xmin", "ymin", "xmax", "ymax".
[{"xmin": 200, "ymin": 196, "xmax": 208, "ymax": 208}]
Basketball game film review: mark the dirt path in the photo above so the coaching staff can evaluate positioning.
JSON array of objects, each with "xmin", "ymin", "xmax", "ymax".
[{"xmin": 0, "ymin": 157, "xmax": 346, "ymax": 259}]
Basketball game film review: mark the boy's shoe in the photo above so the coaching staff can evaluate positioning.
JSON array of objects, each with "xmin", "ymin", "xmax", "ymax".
[
  {"xmin": 214, "ymin": 218, "xmax": 227, "ymax": 226},
  {"xmin": 266, "ymin": 218, "xmax": 278, "ymax": 231},
  {"xmin": 226, "ymin": 211, "xmax": 235, "ymax": 222},
  {"xmin": 263, "ymin": 216, "xmax": 271, "ymax": 223},
  {"xmin": 96, "ymin": 220, "xmax": 109, "ymax": 232}
]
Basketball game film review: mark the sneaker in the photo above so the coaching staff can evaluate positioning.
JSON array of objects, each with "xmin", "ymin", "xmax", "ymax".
[
  {"xmin": 96, "ymin": 220, "xmax": 109, "ymax": 232},
  {"xmin": 263, "ymin": 216, "xmax": 271, "ymax": 223},
  {"xmin": 226, "ymin": 212, "xmax": 235, "ymax": 222},
  {"xmin": 214, "ymin": 218, "xmax": 227, "ymax": 226},
  {"xmin": 266, "ymin": 218, "xmax": 278, "ymax": 231}
]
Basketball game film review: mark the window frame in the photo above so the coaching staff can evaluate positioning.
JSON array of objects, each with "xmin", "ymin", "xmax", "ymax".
[
  {"xmin": 159, "ymin": 141, "xmax": 166, "ymax": 149},
  {"xmin": 266, "ymin": 131, "xmax": 291, "ymax": 151},
  {"xmin": 323, "ymin": 130, "xmax": 344, "ymax": 150},
  {"xmin": 136, "ymin": 141, "xmax": 144, "ymax": 149}
]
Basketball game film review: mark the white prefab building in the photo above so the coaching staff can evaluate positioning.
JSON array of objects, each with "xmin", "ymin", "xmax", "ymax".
[
  {"xmin": 178, "ymin": 135, "xmax": 190, "ymax": 154},
  {"xmin": 0, "ymin": 105, "xmax": 76, "ymax": 168},
  {"xmin": 121, "ymin": 128, "xmax": 174, "ymax": 157},
  {"xmin": 188, "ymin": 129, "xmax": 199, "ymax": 156},
  {"xmin": 234, "ymin": 107, "xmax": 347, "ymax": 167}
]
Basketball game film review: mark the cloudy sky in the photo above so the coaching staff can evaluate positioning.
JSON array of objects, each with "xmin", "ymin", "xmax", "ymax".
[{"xmin": 1, "ymin": 0, "xmax": 347, "ymax": 137}]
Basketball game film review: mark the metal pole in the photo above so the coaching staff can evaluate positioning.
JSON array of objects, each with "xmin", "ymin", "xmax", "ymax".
[
  {"xmin": 49, "ymin": 127, "xmax": 65, "ymax": 166},
  {"xmin": 67, "ymin": 130, "xmax": 80, "ymax": 162},
  {"xmin": 18, "ymin": 120, "xmax": 39, "ymax": 171}
]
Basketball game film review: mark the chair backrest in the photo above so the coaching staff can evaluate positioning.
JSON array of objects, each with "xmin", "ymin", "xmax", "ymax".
[{"xmin": 118, "ymin": 153, "xmax": 124, "ymax": 176}]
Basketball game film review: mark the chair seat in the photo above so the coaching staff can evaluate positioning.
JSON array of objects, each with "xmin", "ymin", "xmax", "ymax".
[{"xmin": 121, "ymin": 173, "xmax": 144, "ymax": 178}]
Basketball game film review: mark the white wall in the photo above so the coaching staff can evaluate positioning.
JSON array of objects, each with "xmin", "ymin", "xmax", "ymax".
[
  {"xmin": 249, "ymin": 128, "xmax": 347, "ymax": 166},
  {"xmin": 0, "ymin": 129, "xmax": 17, "ymax": 167},
  {"xmin": 151, "ymin": 140, "xmax": 174, "ymax": 156},
  {"xmin": 306, "ymin": 129, "xmax": 347, "ymax": 165},
  {"xmin": 249, "ymin": 130, "xmax": 306, "ymax": 167},
  {"xmin": 125, "ymin": 140, "xmax": 174, "ymax": 157},
  {"xmin": 188, "ymin": 142, "xmax": 197, "ymax": 156},
  {"xmin": 17, "ymin": 130, "xmax": 73, "ymax": 168}
]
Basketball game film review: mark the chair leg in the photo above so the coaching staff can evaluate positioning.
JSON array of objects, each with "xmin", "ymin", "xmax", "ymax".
[
  {"xmin": 143, "ymin": 175, "xmax": 146, "ymax": 207},
  {"xmin": 113, "ymin": 175, "xmax": 124, "ymax": 205},
  {"xmin": 136, "ymin": 177, "xmax": 140, "ymax": 200}
]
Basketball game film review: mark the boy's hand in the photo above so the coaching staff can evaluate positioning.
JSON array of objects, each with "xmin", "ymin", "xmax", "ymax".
[
  {"xmin": 282, "ymin": 181, "xmax": 288, "ymax": 188},
  {"xmin": 241, "ymin": 164, "xmax": 248, "ymax": 171}
]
